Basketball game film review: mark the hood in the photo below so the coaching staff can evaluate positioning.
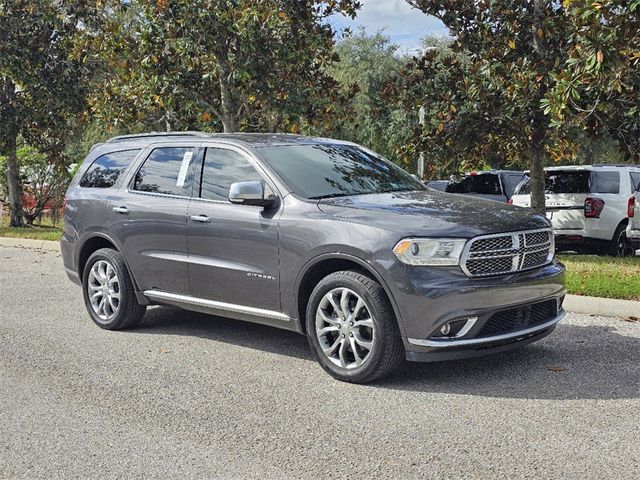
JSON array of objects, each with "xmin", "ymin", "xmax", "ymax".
[{"xmin": 317, "ymin": 190, "xmax": 549, "ymax": 238}]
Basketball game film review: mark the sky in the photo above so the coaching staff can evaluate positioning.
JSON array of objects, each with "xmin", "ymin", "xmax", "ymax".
[{"xmin": 329, "ymin": 0, "xmax": 449, "ymax": 53}]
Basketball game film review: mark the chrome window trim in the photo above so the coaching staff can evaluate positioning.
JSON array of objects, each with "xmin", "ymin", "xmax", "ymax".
[
  {"xmin": 460, "ymin": 227, "xmax": 554, "ymax": 277},
  {"xmin": 143, "ymin": 290, "xmax": 290, "ymax": 322},
  {"xmin": 408, "ymin": 310, "xmax": 565, "ymax": 348}
]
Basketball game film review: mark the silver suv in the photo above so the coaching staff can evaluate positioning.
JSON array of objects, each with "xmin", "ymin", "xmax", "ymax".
[{"xmin": 62, "ymin": 132, "xmax": 566, "ymax": 383}]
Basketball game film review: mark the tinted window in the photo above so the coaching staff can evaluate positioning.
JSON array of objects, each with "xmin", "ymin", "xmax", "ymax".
[
  {"xmin": 446, "ymin": 174, "xmax": 502, "ymax": 195},
  {"xmin": 515, "ymin": 171, "xmax": 590, "ymax": 195},
  {"xmin": 504, "ymin": 173, "xmax": 525, "ymax": 197},
  {"xmin": 80, "ymin": 150, "xmax": 140, "ymax": 188},
  {"xmin": 258, "ymin": 144, "xmax": 424, "ymax": 199},
  {"xmin": 591, "ymin": 171, "xmax": 620, "ymax": 194},
  {"xmin": 631, "ymin": 172, "xmax": 640, "ymax": 192},
  {"xmin": 133, "ymin": 147, "xmax": 195, "ymax": 196},
  {"xmin": 200, "ymin": 148, "xmax": 263, "ymax": 201}
]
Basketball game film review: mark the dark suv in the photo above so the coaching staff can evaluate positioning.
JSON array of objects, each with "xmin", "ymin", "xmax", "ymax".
[{"xmin": 62, "ymin": 133, "xmax": 566, "ymax": 383}]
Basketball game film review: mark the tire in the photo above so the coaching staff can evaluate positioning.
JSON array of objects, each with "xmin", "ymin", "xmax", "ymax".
[
  {"xmin": 610, "ymin": 222, "xmax": 634, "ymax": 257},
  {"xmin": 305, "ymin": 270, "xmax": 404, "ymax": 384},
  {"xmin": 82, "ymin": 248, "xmax": 146, "ymax": 330}
]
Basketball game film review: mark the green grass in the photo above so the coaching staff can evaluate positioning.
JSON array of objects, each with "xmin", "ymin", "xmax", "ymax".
[
  {"xmin": 0, "ymin": 217, "xmax": 63, "ymax": 242},
  {"xmin": 558, "ymin": 254, "xmax": 640, "ymax": 301}
]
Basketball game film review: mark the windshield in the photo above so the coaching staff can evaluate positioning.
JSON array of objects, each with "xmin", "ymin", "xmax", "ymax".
[{"xmin": 258, "ymin": 144, "xmax": 424, "ymax": 199}]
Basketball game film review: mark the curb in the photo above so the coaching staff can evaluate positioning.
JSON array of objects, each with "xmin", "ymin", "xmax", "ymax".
[
  {"xmin": 0, "ymin": 236, "xmax": 638, "ymax": 318},
  {"xmin": 0, "ymin": 236, "xmax": 61, "ymax": 252},
  {"xmin": 563, "ymin": 294, "xmax": 639, "ymax": 319}
]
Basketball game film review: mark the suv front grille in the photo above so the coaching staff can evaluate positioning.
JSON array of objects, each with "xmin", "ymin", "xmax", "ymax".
[
  {"xmin": 477, "ymin": 300, "xmax": 558, "ymax": 338},
  {"xmin": 462, "ymin": 228, "xmax": 553, "ymax": 277}
]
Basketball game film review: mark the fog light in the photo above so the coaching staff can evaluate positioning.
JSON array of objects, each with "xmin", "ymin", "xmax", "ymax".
[{"xmin": 440, "ymin": 323, "xmax": 451, "ymax": 336}]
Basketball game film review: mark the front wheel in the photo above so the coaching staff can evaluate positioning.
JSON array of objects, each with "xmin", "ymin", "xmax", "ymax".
[{"xmin": 305, "ymin": 270, "xmax": 404, "ymax": 383}]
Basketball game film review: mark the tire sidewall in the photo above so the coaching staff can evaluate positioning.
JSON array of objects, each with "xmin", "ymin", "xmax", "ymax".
[{"xmin": 305, "ymin": 273, "xmax": 390, "ymax": 382}]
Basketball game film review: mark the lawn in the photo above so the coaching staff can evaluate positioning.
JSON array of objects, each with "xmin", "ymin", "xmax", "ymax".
[
  {"xmin": 558, "ymin": 254, "xmax": 640, "ymax": 301},
  {"xmin": 0, "ymin": 217, "xmax": 63, "ymax": 242}
]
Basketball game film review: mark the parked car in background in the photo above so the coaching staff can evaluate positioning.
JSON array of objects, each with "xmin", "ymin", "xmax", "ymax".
[
  {"xmin": 425, "ymin": 180, "xmax": 449, "ymax": 191},
  {"xmin": 626, "ymin": 176, "xmax": 640, "ymax": 250},
  {"xmin": 511, "ymin": 165, "xmax": 640, "ymax": 255},
  {"xmin": 61, "ymin": 132, "xmax": 565, "ymax": 383},
  {"xmin": 445, "ymin": 170, "xmax": 525, "ymax": 202}
]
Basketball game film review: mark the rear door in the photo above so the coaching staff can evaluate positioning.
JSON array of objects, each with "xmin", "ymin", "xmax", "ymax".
[
  {"xmin": 109, "ymin": 143, "xmax": 200, "ymax": 294},
  {"xmin": 588, "ymin": 170, "xmax": 623, "ymax": 240},
  {"xmin": 186, "ymin": 144, "xmax": 281, "ymax": 311}
]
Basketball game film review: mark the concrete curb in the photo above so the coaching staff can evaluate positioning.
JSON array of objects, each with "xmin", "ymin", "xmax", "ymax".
[
  {"xmin": 0, "ymin": 236, "xmax": 638, "ymax": 318},
  {"xmin": 563, "ymin": 294, "xmax": 639, "ymax": 319},
  {"xmin": 0, "ymin": 236, "xmax": 61, "ymax": 252}
]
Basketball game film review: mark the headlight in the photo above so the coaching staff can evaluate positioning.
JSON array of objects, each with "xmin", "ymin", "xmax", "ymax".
[{"xmin": 392, "ymin": 238, "xmax": 467, "ymax": 266}]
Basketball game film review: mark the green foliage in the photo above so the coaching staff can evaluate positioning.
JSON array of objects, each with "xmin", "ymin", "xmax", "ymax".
[
  {"xmin": 544, "ymin": 0, "xmax": 640, "ymax": 161},
  {"xmin": 87, "ymin": 0, "xmax": 360, "ymax": 134}
]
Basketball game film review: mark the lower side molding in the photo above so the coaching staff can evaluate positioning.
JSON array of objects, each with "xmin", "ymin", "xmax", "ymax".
[{"xmin": 143, "ymin": 290, "xmax": 291, "ymax": 322}]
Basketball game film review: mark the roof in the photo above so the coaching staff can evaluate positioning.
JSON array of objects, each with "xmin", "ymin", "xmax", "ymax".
[
  {"xmin": 544, "ymin": 164, "xmax": 640, "ymax": 171},
  {"xmin": 102, "ymin": 132, "xmax": 349, "ymax": 148}
]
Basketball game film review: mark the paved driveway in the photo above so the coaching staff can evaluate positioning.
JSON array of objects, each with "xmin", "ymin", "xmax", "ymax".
[{"xmin": 1, "ymin": 245, "xmax": 639, "ymax": 479}]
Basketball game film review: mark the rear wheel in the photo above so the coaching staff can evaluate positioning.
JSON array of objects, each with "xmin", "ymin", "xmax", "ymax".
[
  {"xmin": 611, "ymin": 222, "xmax": 635, "ymax": 257},
  {"xmin": 82, "ymin": 248, "xmax": 146, "ymax": 330},
  {"xmin": 305, "ymin": 270, "xmax": 404, "ymax": 384}
]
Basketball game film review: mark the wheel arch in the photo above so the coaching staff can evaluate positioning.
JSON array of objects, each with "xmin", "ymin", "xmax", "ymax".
[{"xmin": 294, "ymin": 253, "xmax": 404, "ymax": 336}]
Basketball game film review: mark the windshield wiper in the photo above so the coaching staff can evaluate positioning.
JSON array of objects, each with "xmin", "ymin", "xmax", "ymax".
[{"xmin": 309, "ymin": 192, "xmax": 360, "ymax": 200}]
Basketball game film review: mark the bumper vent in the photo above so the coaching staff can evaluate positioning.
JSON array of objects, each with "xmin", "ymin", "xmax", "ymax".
[
  {"xmin": 461, "ymin": 228, "xmax": 554, "ymax": 277},
  {"xmin": 477, "ymin": 300, "xmax": 558, "ymax": 338}
]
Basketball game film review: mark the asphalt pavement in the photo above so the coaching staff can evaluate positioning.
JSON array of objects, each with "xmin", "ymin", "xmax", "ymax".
[{"xmin": 1, "ymin": 245, "xmax": 639, "ymax": 479}]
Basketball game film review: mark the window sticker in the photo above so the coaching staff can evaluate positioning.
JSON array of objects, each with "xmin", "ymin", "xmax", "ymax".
[{"xmin": 176, "ymin": 151, "xmax": 193, "ymax": 187}]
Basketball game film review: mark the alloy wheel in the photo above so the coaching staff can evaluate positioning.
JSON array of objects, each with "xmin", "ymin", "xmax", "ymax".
[
  {"xmin": 315, "ymin": 287, "xmax": 375, "ymax": 369},
  {"xmin": 87, "ymin": 260, "xmax": 120, "ymax": 321}
]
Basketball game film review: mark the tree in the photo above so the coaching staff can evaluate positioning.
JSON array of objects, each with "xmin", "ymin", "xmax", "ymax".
[
  {"xmin": 88, "ymin": 0, "xmax": 360, "ymax": 134},
  {"xmin": 328, "ymin": 30, "xmax": 414, "ymax": 166},
  {"xmin": 0, "ymin": 0, "xmax": 91, "ymax": 226},
  {"xmin": 396, "ymin": 0, "xmax": 581, "ymax": 213},
  {"xmin": 544, "ymin": 0, "xmax": 640, "ymax": 162}
]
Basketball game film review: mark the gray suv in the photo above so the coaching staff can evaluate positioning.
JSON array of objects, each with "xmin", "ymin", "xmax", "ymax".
[{"xmin": 62, "ymin": 132, "xmax": 566, "ymax": 383}]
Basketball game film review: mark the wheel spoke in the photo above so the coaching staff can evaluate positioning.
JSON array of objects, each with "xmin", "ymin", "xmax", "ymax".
[
  {"xmin": 353, "ymin": 318, "xmax": 373, "ymax": 329},
  {"xmin": 353, "ymin": 332, "xmax": 373, "ymax": 351},
  {"xmin": 91, "ymin": 291, "xmax": 103, "ymax": 302},
  {"xmin": 327, "ymin": 293, "xmax": 341, "ymax": 316},
  {"xmin": 318, "ymin": 309, "xmax": 340, "ymax": 325},
  {"xmin": 107, "ymin": 294, "xmax": 118, "ymax": 312},
  {"xmin": 322, "ymin": 336, "xmax": 342, "ymax": 355},
  {"xmin": 349, "ymin": 336, "xmax": 362, "ymax": 367},
  {"xmin": 317, "ymin": 325, "xmax": 339, "ymax": 336},
  {"xmin": 340, "ymin": 289, "xmax": 350, "ymax": 318},
  {"xmin": 351, "ymin": 298, "xmax": 365, "ymax": 320},
  {"xmin": 338, "ymin": 338, "xmax": 349, "ymax": 368}
]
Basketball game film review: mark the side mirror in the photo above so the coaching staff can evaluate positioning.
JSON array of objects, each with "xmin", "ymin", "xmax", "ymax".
[{"xmin": 228, "ymin": 181, "xmax": 276, "ymax": 207}]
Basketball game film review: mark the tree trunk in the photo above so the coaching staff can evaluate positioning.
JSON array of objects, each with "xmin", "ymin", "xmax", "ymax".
[
  {"xmin": 0, "ymin": 77, "xmax": 23, "ymax": 227},
  {"xmin": 216, "ymin": 57, "xmax": 240, "ymax": 133},
  {"xmin": 529, "ymin": 124, "xmax": 547, "ymax": 215}
]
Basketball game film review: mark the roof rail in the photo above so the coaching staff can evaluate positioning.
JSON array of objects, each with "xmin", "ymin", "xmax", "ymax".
[
  {"xmin": 592, "ymin": 163, "xmax": 640, "ymax": 168},
  {"xmin": 106, "ymin": 131, "xmax": 212, "ymax": 143}
]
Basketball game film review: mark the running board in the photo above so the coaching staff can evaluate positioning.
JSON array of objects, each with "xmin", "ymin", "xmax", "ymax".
[{"xmin": 143, "ymin": 290, "xmax": 291, "ymax": 323}]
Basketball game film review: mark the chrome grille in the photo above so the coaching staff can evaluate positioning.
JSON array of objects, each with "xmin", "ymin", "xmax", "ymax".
[{"xmin": 461, "ymin": 228, "xmax": 554, "ymax": 277}]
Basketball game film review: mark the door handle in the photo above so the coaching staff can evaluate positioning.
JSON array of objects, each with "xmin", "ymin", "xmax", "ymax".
[
  {"xmin": 112, "ymin": 206, "xmax": 130, "ymax": 214},
  {"xmin": 190, "ymin": 214, "xmax": 211, "ymax": 223}
]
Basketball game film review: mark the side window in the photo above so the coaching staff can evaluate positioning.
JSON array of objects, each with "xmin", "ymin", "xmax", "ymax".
[
  {"xmin": 630, "ymin": 172, "xmax": 640, "ymax": 192},
  {"xmin": 133, "ymin": 147, "xmax": 195, "ymax": 196},
  {"xmin": 79, "ymin": 149, "xmax": 140, "ymax": 188},
  {"xmin": 591, "ymin": 171, "xmax": 620, "ymax": 194},
  {"xmin": 199, "ymin": 148, "xmax": 264, "ymax": 201}
]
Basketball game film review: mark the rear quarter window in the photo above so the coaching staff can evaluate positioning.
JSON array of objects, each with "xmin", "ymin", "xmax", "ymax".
[
  {"xmin": 630, "ymin": 172, "xmax": 640, "ymax": 192},
  {"xmin": 79, "ymin": 149, "xmax": 140, "ymax": 188},
  {"xmin": 591, "ymin": 171, "xmax": 620, "ymax": 194}
]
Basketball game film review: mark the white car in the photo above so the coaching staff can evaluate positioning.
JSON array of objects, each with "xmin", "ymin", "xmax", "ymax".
[{"xmin": 511, "ymin": 165, "xmax": 640, "ymax": 255}]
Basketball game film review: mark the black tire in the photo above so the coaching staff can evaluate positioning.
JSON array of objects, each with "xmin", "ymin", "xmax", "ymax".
[
  {"xmin": 610, "ymin": 222, "xmax": 634, "ymax": 257},
  {"xmin": 305, "ymin": 270, "xmax": 404, "ymax": 384},
  {"xmin": 82, "ymin": 248, "xmax": 146, "ymax": 330}
]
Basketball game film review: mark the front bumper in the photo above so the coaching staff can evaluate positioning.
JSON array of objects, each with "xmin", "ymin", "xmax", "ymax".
[{"xmin": 383, "ymin": 260, "xmax": 566, "ymax": 362}]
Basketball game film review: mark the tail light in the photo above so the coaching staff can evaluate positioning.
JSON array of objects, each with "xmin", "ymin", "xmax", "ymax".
[
  {"xmin": 584, "ymin": 197, "xmax": 605, "ymax": 218},
  {"xmin": 628, "ymin": 197, "xmax": 636, "ymax": 218}
]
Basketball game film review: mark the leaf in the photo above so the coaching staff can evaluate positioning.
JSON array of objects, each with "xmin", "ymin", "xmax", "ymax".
[
  {"xmin": 200, "ymin": 112, "xmax": 212, "ymax": 122},
  {"xmin": 508, "ymin": 39, "xmax": 516, "ymax": 49},
  {"xmin": 536, "ymin": 28, "xmax": 544, "ymax": 39},
  {"xmin": 622, "ymin": 316, "xmax": 639, "ymax": 323},
  {"xmin": 596, "ymin": 51, "xmax": 604, "ymax": 64}
]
